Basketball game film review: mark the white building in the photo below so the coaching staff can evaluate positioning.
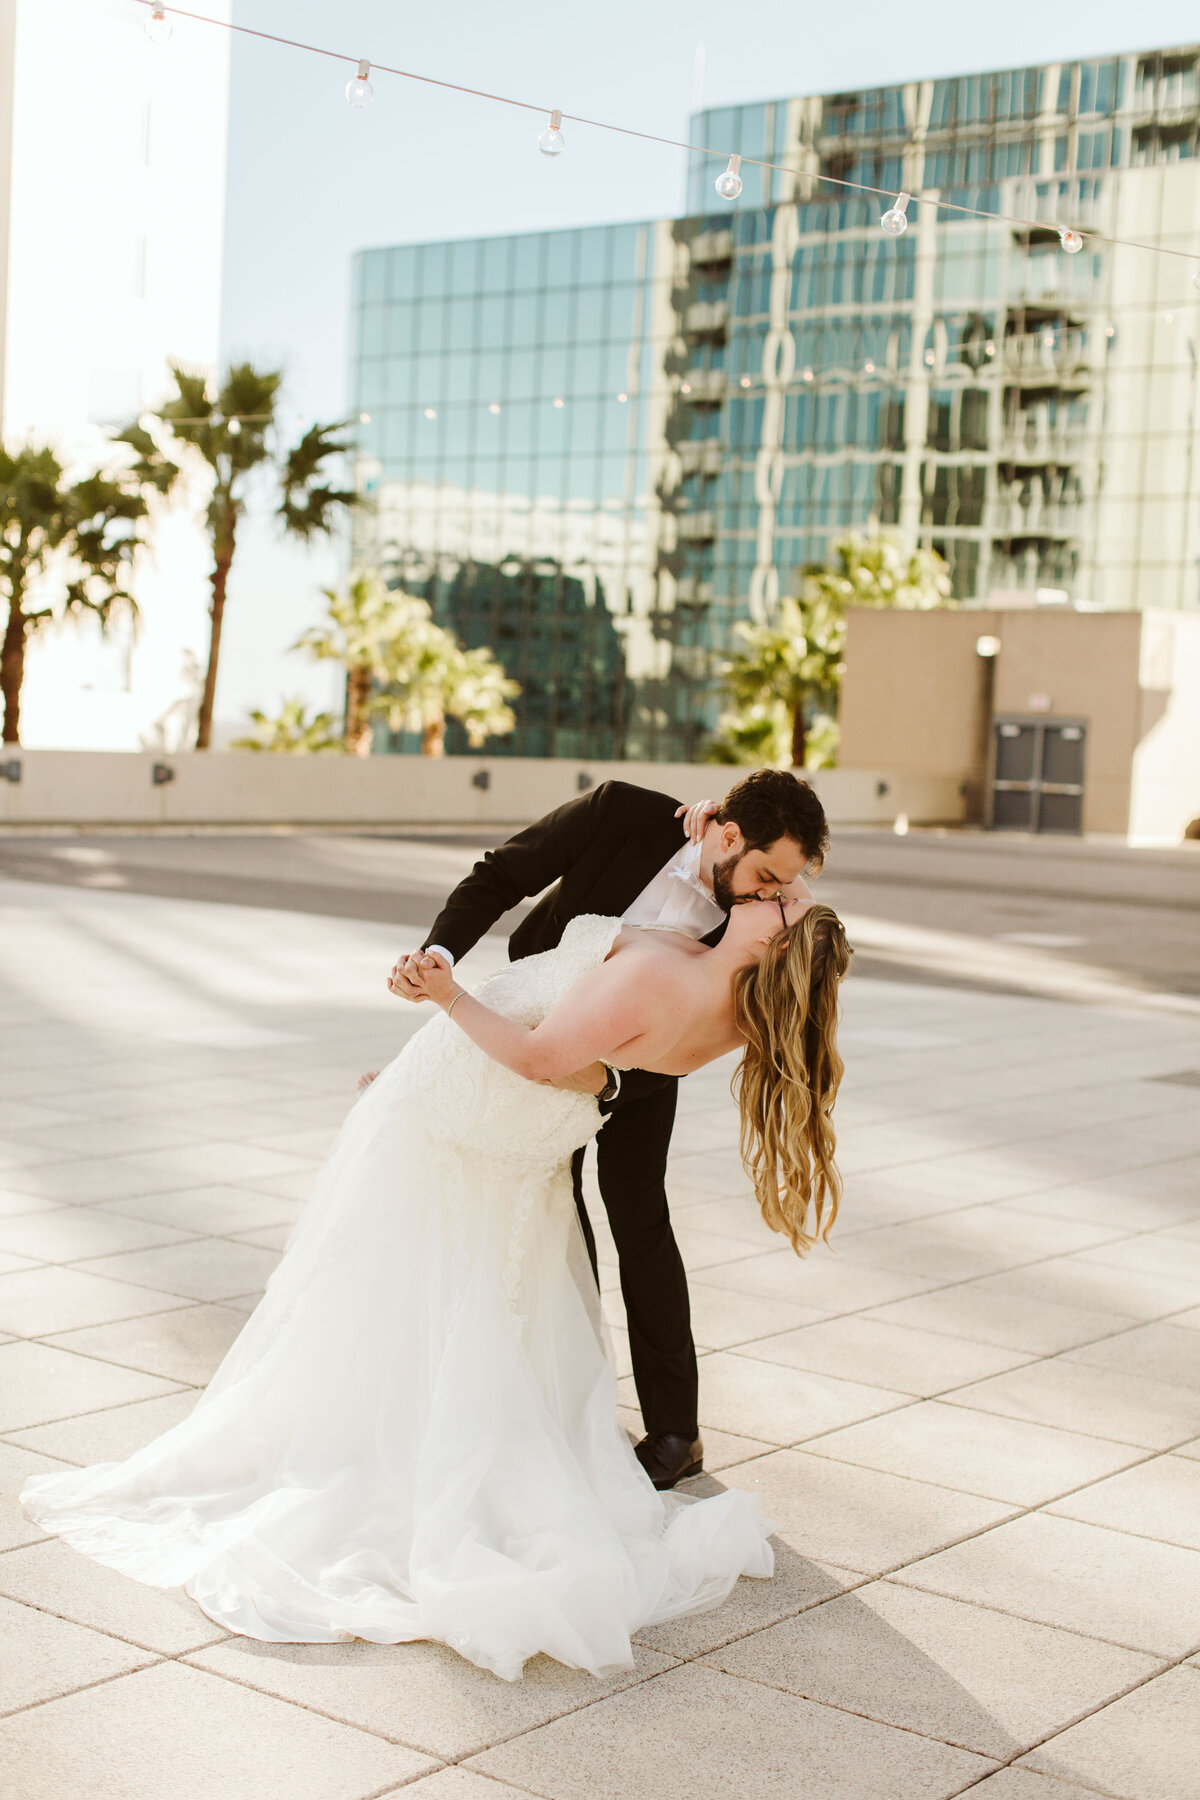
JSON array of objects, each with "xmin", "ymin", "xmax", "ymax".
[{"xmin": 2, "ymin": 0, "xmax": 229, "ymax": 749}]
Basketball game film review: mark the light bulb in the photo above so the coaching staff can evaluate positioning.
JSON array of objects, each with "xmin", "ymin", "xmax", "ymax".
[
  {"xmin": 226, "ymin": 417, "xmax": 241, "ymax": 436},
  {"xmin": 145, "ymin": 4, "xmax": 172, "ymax": 44},
  {"xmin": 880, "ymin": 192, "xmax": 910, "ymax": 237},
  {"xmin": 346, "ymin": 59, "xmax": 374, "ymax": 107},
  {"xmin": 553, "ymin": 397, "xmax": 564, "ymax": 408},
  {"xmin": 358, "ymin": 412, "xmax": 371, "ymax": 424},
  {"xmin": 802, "ymin": 367, "xmax": 813, "ymax": 382},
  {"xmin": 1059, "ymin": 227, "xmax": 1083, "ymax": 254},
  {"xmin": 488, "ymin": 402, "xmax": 500, "ymax": 415},
  {"xmin": 739, "ymin": 375, "xmax": 752, "ymax": 387},
  {"xmin": 715, "ymin": 154, "xmax": 742, "ymax": 200},
  {"xmin": 617, "ymin": 392, "xmax": 628, "ymax": 403},
  {"xmin": 424, "ymin": 407, "xmax": 436, "ymax": 419},
  {"xmin": 864, "ymin": 360, "xmax": 875, "ymax": 373},
  {"xmin": 985, "ymin": 340, "xmax": 996, "ymax": 355},
  {"xmin": 538, "ymin": 110, "xmax": 565, "ymax": 156},
  {"xmin": 680, "ymin": 382, "xmax": 692, "ymax": 394}
]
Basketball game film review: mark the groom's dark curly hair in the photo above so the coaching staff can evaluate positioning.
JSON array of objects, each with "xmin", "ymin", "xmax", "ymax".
[{"xmin": 717, "ymin": 769, "xmax": 829, "ymax": 871}]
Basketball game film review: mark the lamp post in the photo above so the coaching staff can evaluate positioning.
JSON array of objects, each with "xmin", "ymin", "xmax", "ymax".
[{"xmin": 968, "ymin": 634, "xmax": 1001, "ymax": 827}]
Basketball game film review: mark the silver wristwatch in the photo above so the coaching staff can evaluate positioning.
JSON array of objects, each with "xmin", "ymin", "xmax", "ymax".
[{"xmin": 598, "ymin": 1064, "xmax": 622, "ymax": 1105}]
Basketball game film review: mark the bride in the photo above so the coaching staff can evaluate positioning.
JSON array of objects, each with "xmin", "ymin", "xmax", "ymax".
[{"xmin": 23, "ymin": 892, "xmax": 851, "ymax": 1682}]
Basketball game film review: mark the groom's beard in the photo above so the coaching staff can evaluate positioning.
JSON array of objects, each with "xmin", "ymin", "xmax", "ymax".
[{"xmin": 710, "ymin": 852, "xmax": 747, "ymax": 914}]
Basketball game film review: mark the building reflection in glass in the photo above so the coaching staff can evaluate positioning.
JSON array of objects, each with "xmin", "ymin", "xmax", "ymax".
[{"xmin": 351, "ymin": 48, "xmax": 1200, "ymax": 760}]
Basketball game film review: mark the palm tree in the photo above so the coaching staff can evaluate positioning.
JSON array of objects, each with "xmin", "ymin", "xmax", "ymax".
[
  {"xmin": 710, "ymin": 531, "xmax": 951, "ymax": 767},
  {"xmin": 294, "ymin": 571, "xmax": 432, "ymax": 756},
  {"xmin": 720, "ymin": 590, "xmax": 846, "ymax": 769},
  {"xmin": 298, "ymin": 573, "xmax": 519, "ymax": 757},
  {"xmin": 231, "ymin": 697, "xmax": 344, "ymax": 754},
  {"xmin": 119, "ymin": 363, "xmax": 361, "ymax": 750},
  {"xmin": 0, "ymin": 445, "xmax": 149, "ymax": 744}
]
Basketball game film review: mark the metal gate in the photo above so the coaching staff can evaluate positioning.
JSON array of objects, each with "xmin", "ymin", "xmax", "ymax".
[{"xmin": 990, "ymin": 717, "xmax": 1086, "ymax": 834}]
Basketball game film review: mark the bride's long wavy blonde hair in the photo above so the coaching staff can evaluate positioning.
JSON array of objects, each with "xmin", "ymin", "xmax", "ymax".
[{"xmin": 732, "ymin": 902, "xmax": 852, "ymax": 1256}]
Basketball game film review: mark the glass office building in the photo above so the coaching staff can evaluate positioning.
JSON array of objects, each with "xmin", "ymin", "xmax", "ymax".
[{"xmin": 350, "ymin": 45, "xmax": 1200, "ymax": 760}]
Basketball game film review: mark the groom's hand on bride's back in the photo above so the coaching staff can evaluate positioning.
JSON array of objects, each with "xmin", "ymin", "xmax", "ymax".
[{"xmin": 542, "ymin": 1061, "xmax": 608, "ymax": 1096}]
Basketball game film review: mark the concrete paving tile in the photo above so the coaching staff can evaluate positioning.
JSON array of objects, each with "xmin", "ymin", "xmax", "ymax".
[
  {"xmin": 0, "ymin": 1592, "xmax": 155, "ymax": 1714},
  {"xmin": 0, "ymin": 1101, "xmax": 79, "ymax": 1133},
  {"xmin": 1077, "ymin": 1233, "xmax": 1200, "ymax": 1283},
  {"xmin": 0, "ymin": 1443, "xmax": 71, "ymax": 1552},
  {"xmin": 869, "ymin": 1286, "xmax": 1131, "ymax": 1355},
  {"xmin": 229, "ymin": 1223, "xmax": 293, "ymax": 1250},
  {"xmin": 241, "ymin": 1126, "xmax": 340, "ymax": 1159},
  {"xmin": 972, "ymin": 1259, "xmax": 1200, "ymax": 1323},
  {"xmin": 676, "ymin": 1350, "xmax": 906, "ymax": 1446},
  {"xmin": 7, "ymin": 1389, "xmax": 198, "ymax": 1462},
  {"xmin": 685, "ymin": 1282, "xmax": 829, "ymax": 1350},
  {"xmin": 1064, "ymin": 1321, "xmax": 1200, "ymax": 1390},
  {"xmin": 241, "ymin": 1167, "xmax": 320, "ymax": 1202},
  {"xmin": 950, "ymin": 1358, "xmax": 1200, "ymax": 1451},
  {"xmin": 705, "ymin": 1580, "xmax": 1159, "ymax": 1759},
  {"xmin": 43, "ymin": 1304, "xmax": 245, "ymax": 1386},
  {"xmin": 71, "ymin": 1239, "xmax": 280, "ymax": 1303},
  {"xmin": 739, "ymin": 1315, "xmax": 1034, "ymax": 1396},
  {"xmin": 188, "ymin": 1637, "xmax": 676, "ymax": 1761},
  {"xmin": 0, "ymin": 1191, "xmax": 62, "ymax": 1219},
  {"xmin": 957, "ymin": 1771, "xmax": 1131, "ymax": 1800},
  {"xmin": 0, "ymin": 1206, "xmax": 197, "ymax": 1263},
  {"xmin": 804, "ymin": 1401, "xmax": 1143, "ymax": 1504},
  {"xmin": 1046, "ymin": 1454, "xmax": 1200, "ymax": 1550},
  {"xmin": 0, "ymin": 1659, "xmax": 434, "ymax": 1800},
  {"xmin": 116, "ymin": 1141, "xmax": 316, "ymax": 1187},
  {"xmin": 386, "ymin": 1774, "xmax": 543, "ymax": 1800},
  {"xmin": 1021, "ymin": 1665, "xmax": 1200, "ymax": 1799},
  {"xmin": 673, "ymin": 1224, "xmax": 767, "ymax": 1271},
  {"xmin": 0, "ymin": 1139, "xmax": 70, "ymax": 1172},
  {"xmin": 99, "ymin": 1183, "xmax": 301, "ymax": 1234},
  {"xmin": 0, "ymin": 1265, "xmax": 191, "ymax": 1336},
  {"xmin": 11, "ymin": 1119, "xmax": 209, "ymax": 1158},
  {"xmin": 838, "ymin": 1210, "xmax": 1123, "ymax": 1283},
  {"xmin": 0, "ymin": 1157, "xmax": 199, "ymax": 1203},
  {"xmin": 722, "ymin": 1447, "xmax": 1014, "ymax": 1574},
  {"xmin": 895, "ymin": 1512, "xmax": 1200, "ymax": 1655},
  {"xmin": 634, "ymin": 1541, "xmax": 858, "ymax": 1658},
  {"xmin": 0, "ymin": 1540, "xmax": 225, "ymax": 1655},
  {"xmin": 0, "ymin": 1340, "xmax": 182, "ymax": 1432},
  {"xmin": 0, "ymin": 1250, "xmax": 38, "ymax": 1275},
  {"xmin": 468, "ymin": 1661, "xmax": 993, "ymax": 1799},
  {"xmin": 702, "ymin": 1250, "xmax": 942, "ymax": 1313}
]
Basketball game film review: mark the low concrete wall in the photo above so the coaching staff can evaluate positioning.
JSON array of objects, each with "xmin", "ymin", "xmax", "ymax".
[{"xmin": 0, "ymin": 751, "xmax": 964, "ymax": 830}]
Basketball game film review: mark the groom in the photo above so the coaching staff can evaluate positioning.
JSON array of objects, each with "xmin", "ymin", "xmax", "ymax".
[{"xmin": 392, "ymin": 768, "xmax": 829, "ymax": 1489}]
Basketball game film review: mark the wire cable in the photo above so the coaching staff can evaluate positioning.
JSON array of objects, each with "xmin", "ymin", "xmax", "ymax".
[{"xmin": 133, "ymin": 1, "xmax": 1200, "ymax": 269}]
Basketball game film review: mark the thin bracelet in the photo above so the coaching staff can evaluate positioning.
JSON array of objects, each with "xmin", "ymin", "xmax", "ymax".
[{"xmin": 445, "ymin": 988, "xmax": 467, "ymax": 1019}]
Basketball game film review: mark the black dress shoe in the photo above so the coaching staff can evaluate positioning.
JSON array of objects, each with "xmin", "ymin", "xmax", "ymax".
[{"xmin": 635, "ymin": 1432, "xmax": 704, "ymax": 1490}]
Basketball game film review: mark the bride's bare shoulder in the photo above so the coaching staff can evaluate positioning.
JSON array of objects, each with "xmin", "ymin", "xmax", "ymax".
[{"xmin": 605, "ymin": 926, "xmax": 707, "ymax": 964}]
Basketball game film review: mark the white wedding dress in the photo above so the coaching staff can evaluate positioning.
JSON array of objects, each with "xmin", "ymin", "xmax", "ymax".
[{"xmin": 22, "ymin": 914, "xmax": 772, "ymax": 1681}]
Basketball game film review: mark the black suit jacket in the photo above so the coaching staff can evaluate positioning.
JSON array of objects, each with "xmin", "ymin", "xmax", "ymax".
[{"xmin": 424, "ymin": 780, "xmax": 715, "ymax": 965}]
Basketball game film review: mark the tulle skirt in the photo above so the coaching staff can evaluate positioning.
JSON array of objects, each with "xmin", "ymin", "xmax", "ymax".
[{"xmin": 22, "ymin": 1032, "xmax": 773, "ymax": 1681}]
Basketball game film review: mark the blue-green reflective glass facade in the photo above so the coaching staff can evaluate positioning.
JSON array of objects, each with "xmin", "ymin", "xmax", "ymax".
[{"xmin": 351, "ymin": 46, "xmax": 1200, "ymax": 760}]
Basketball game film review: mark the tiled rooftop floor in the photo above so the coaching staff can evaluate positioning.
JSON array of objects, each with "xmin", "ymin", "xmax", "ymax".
[{"xmin": 2, "ymin": 871, "xmax": 1200, "ymax": 1799}]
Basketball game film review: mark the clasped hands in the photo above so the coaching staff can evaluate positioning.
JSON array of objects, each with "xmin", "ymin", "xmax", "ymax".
[{"xmin": 378, "ymin": 949, "xmax": 607, "ymax": 1097}]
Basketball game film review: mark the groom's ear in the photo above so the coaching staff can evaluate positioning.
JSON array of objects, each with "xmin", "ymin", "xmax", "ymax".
[{"xmin": 720, "ymin": 821, "xmax": 744, "ymax": 855}]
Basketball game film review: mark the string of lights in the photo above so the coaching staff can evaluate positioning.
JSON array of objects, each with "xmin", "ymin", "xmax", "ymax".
[{"xmin": 136, "ymin": 0, "xmax": 1200, "ymax": 284}]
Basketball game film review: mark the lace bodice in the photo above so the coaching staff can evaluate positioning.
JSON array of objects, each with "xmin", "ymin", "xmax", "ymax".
[{"xmin": 390, "ymin": 914, "xmax": 624, "ymax": 1172}]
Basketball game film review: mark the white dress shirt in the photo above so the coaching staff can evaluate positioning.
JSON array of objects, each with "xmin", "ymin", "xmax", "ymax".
[
  {"xmin": 427, "ymin": 840, "xmax": 724, "ymax": 969},
  {"xmin": 620, "ymin": 840, "xmax": 725, "ymax": 938}
]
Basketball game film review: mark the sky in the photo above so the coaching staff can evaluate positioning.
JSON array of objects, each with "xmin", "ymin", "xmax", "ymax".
[{"xmin": 214, "ymin": 0, "xmax": 1200, "ymax": 728}]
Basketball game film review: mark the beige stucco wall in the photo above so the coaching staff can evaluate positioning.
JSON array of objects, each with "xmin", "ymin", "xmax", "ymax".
[
  {"xmin": 1129, "ymin": 612, "xmax": 1200, "ymax": 841},
  {"xmin": 0, "ymin": 753, "xmax": 963, "ymax": 830},
  {"xmin": 988, "ymin": 612, "xmax": 1143, "ymax": 834},
  {"xmin": 839, "ymin": 608, "xmax": 1169, "ymax": 836},
  {"xmin": 839, "ymin": 609, "xmax": 996, "ymax": 783}
]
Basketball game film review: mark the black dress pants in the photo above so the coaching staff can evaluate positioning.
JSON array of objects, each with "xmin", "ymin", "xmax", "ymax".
[{"xmin": 570, "ymin": 1076, "xmax": 699, "ymax": 1439}]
